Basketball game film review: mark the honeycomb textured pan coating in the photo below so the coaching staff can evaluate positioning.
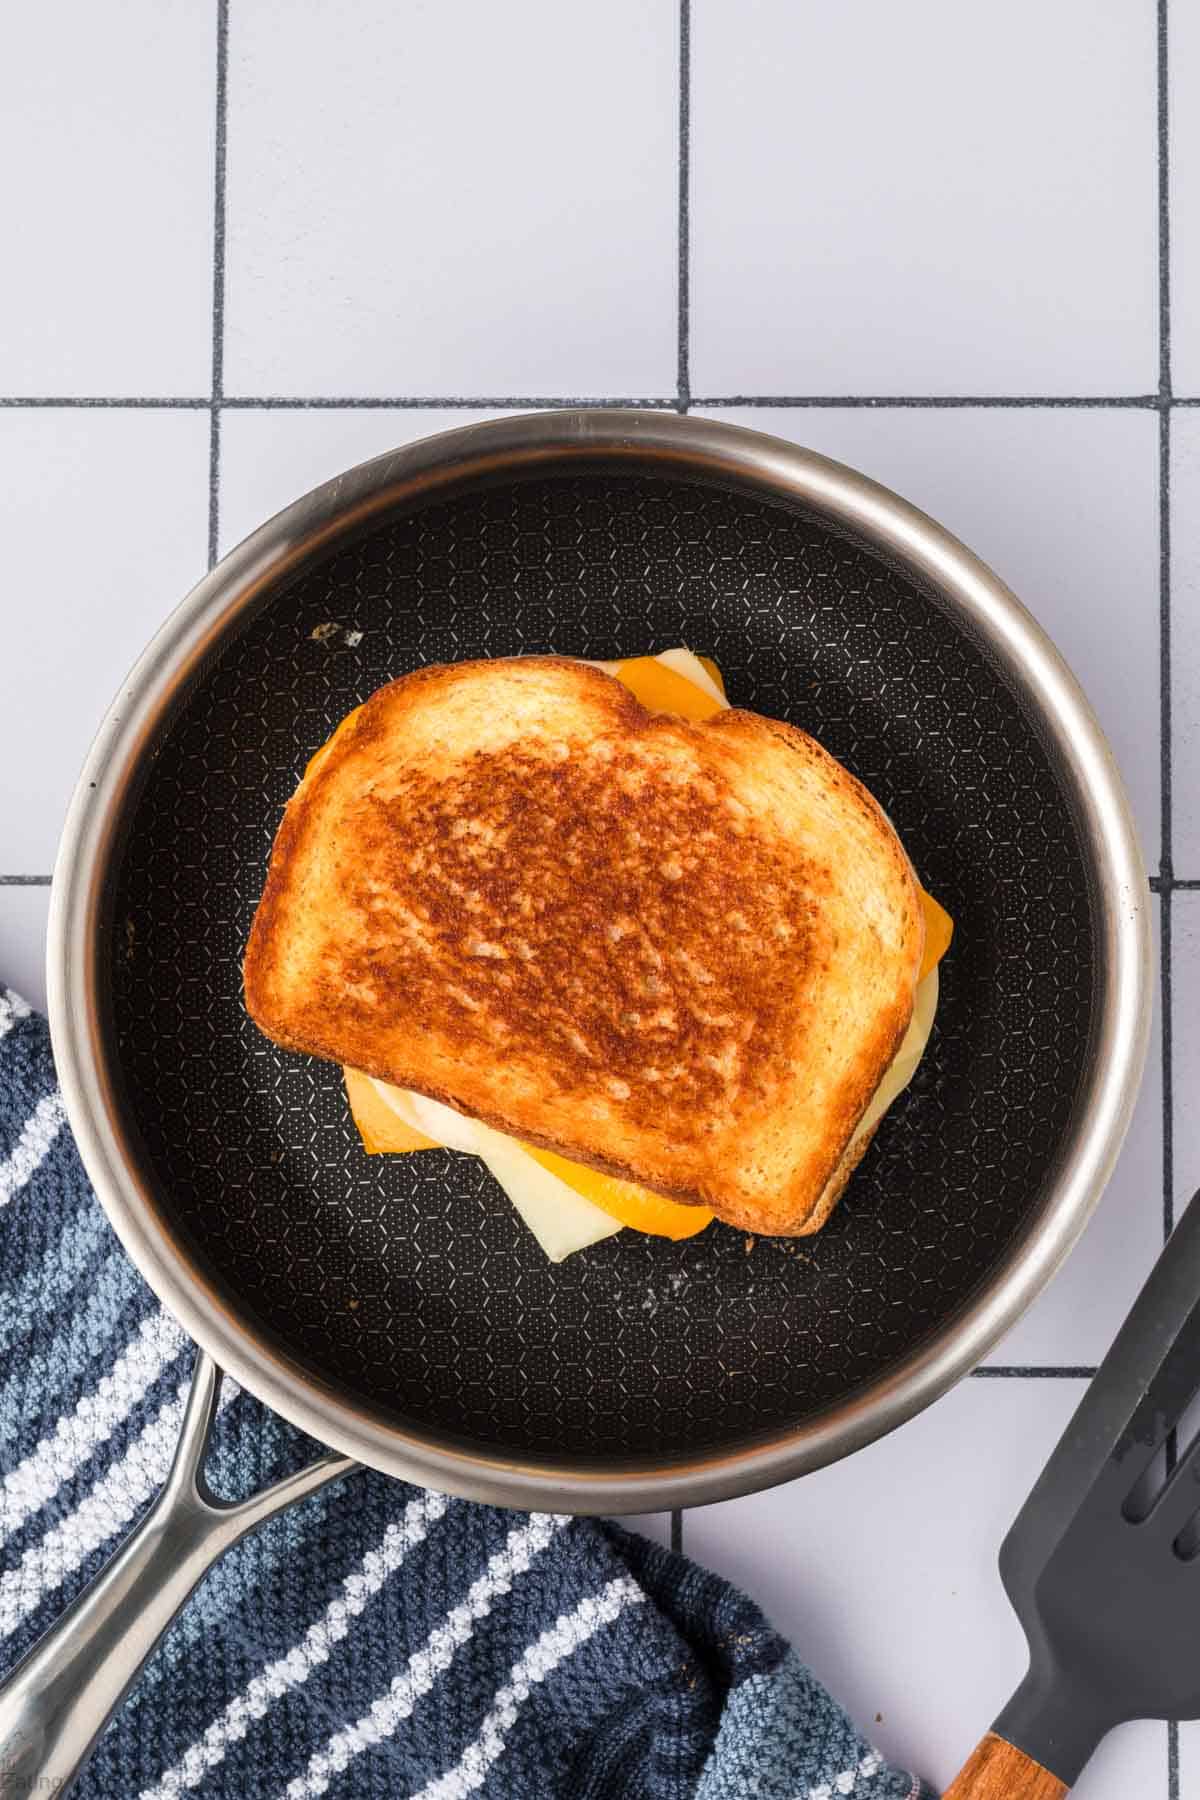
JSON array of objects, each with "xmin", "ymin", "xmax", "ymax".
[{"xmin": 110, "ymin": 471, "xmax": 1094, "ymax": 1462}]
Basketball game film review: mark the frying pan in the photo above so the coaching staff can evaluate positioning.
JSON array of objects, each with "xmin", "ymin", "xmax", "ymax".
[{"xmin": 0, "ymin": 410, "xmax": 1150, "ymax": 1792}]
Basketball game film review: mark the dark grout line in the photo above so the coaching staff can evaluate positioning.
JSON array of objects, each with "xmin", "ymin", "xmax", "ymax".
[
  {"xmin": 1160, "ymin": 0, "xmax": 1172, "ymax": 407},
  {"xmin": 0, "ymin": 875, "xmax": 52, "ymax": 887},
  {"xmin": 676, "ymin": 0, "xmax": 691, "ymax": 414},
  {"xmin": 217, "ymin": 395, "xmax": 681, "ymax": 411},
  {"xmin": 7, "ymin": 393, "xmax": 1200, "ymax": 413},
  {"xmin": 692, "ymin": 394, "xmax": 1166, "ymax": 411},
  {"xmin": 1159, "ymin": 0, "xmax": 1175, "ymax": 1269},
  {"xmin": 0, "ymin": 397, "xmax": 210, "ymax": 409},
  {"xmin": 208, "ymin": 0, "xmax": 230, "ymax": 570},
  {"xmin": 670, "ymin": 1508, "xmax": 683, "ymax": 1554},
  {"xmin": 1169, "ymin": 878, "xmax": 1200, "ymax": 889},
  {"xmin": 208, "ymin": 409, "xmax": 222, "ymax": 571},
  {"xmin": 1158, "ymin": 14, "xmax": 1180, "ymax": 1783},
  {"xmin": 1169, "ymin": 1720, "xmax": 1180, "ymax": 1800},
  {"xmin": 971, "ymin": 1365, "xmax": 1097, "ymax": 1379}
]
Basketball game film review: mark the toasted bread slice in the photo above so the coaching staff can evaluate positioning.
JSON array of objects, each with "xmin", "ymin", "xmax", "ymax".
[{"xmin": 244, "ymin": 657, "xmax": 924, "ymax": 1234}]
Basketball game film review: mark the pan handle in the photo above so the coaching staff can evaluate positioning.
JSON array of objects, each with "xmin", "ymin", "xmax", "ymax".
[{"xmin": 0, "ymin": 1349, "xmax": 356, "ymax": 1800}]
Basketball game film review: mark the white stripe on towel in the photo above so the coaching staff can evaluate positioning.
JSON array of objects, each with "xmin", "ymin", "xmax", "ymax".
[
  {"xmin": 805, "ymin": 1750, "xmax": 885, "ymax": 1799},
  {"xmin": 282, "ymin": 1512, "xmax": 571, "ymax": 1800},
  {"xmin": 0, "ymin": 1091, "xmax": 66, "ymax": 1208},
  {"xmin": 0, "ymin": 989, "xmax": 31, "ymax": 1045},
  {"xmin": 409, "ymin": 1576, "xmax": 646, "ymax": 1800},
  {"xmin": 1, "ymin": 1308, "xmax": 187, "ymax": 1538},
  {"xmin": 0, "ymin": 1375, "xmax": 237, "ymax": 1640},
  {"xmin": 139, "ymin": 1489, "xmax": 453, "ymax": 1800}
]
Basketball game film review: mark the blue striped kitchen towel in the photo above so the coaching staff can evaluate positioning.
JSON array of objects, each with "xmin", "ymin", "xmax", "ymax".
[{"xmin": 0, "ymin": 987, "xmax": 932, "ymax": 1800}]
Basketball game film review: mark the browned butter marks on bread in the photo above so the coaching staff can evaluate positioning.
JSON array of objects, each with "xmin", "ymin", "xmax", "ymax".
[{"xmin": 245, "ymin": 657, "xmax": 924, "ymax": 1235}]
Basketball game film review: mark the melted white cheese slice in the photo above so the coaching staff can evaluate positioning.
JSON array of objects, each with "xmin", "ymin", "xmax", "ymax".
[
  {"xmin": 851, "ymin": 966, "xmax": 938, "ymax": 1148},
  {"xmin": 370, "ymin": 1082, "xmax": 623, "ymax": 1261},
  {"xmin": 644, "ymin": 646, "xmax": 726, "ymax": 704}
]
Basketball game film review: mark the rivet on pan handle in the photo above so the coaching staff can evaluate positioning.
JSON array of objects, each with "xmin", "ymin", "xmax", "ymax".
[{"xmin": 0, "ymin": 1349, "xmax": 356, "ymax": 1800}]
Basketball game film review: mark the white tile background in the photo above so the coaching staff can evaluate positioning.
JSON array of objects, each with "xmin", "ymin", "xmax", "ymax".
[
  {"xmin": 0, "ymin": 411, "xmax": 211, "ymax": 871},
  {"xmin": 0, "ymin": 2, "xmax": 1191, "ymax": 1796},
  {"xmin": 0, "ymin": 2, "xmax": 217, "ymax": 397},
  {"xmin": 223, "ymin": 1, "xmax": 678, "ymax": 399},
  {"xmin": 689, "ymin": 0, "xmax": 1159, "ymax": 398}
]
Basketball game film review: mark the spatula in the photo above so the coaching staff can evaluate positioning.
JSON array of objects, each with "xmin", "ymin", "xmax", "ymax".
[{"xmin": 945, "ymin": 1186, "xmax": 1200, "ymax": 1796}]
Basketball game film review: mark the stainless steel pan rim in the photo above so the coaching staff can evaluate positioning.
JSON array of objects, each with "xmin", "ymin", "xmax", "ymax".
[{"xmin": 47, "ymin": 408, "xmax": 1152, "ymax": 1513}]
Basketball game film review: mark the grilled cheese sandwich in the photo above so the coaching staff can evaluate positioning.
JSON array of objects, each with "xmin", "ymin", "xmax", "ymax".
[{"xmin": 245, "ymin": 651, "xmax": 952, "ymax": 1255}]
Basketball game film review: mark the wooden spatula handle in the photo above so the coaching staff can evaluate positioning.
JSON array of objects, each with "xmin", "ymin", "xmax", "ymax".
[{"xmin": 944, "ymin": 1733, "xmax": 1068, "ymax": 1799}]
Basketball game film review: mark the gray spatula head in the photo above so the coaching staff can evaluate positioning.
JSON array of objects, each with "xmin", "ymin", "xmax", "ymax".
[{"xmin": 993, "ymin": 1187, "xmax": 1200, "ymax": 1784}]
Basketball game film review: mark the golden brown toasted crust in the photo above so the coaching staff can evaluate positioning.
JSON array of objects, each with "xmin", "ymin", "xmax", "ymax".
[
  {"xmin": 244, "ymin": 657, "xmax": 924, "ymax": 1233},
  {"xmin": 794, "ymin": 1121, "xmax": 879, "ymax": 1238}
]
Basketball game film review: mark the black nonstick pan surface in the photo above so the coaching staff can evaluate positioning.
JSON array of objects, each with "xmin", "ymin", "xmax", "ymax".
[{"xmin": 91, "ymin": 418, "xmax": 1121, "ymax": 1484}]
